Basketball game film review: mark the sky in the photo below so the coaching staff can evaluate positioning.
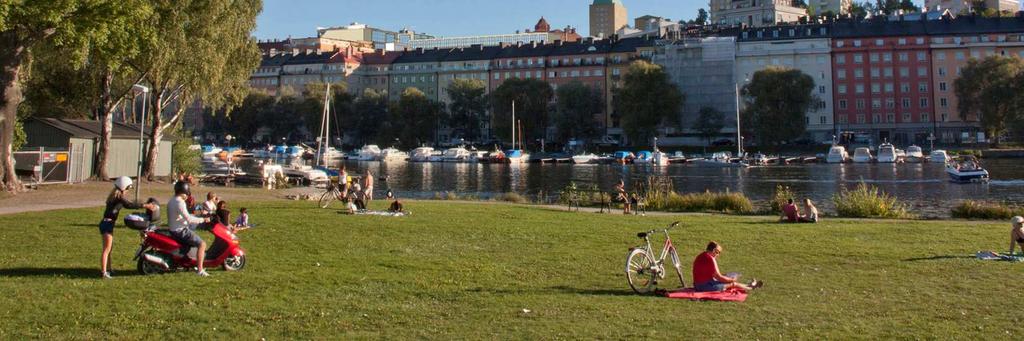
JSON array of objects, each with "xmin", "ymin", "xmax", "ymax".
[{"xmin": 255, "ymin": 0, "xmax": 703, "ymax": 40}]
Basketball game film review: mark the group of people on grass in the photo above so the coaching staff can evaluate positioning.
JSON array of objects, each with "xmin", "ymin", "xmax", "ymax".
[
  {"xmin": 336, "ymin": 166, "xmax": 403, "ymax": 215},
  {"xmin": 779, "ymin": 198, "xmax": 819, "ymax": 223},
  {"xmin": 97, "ymin": 176, "xmax": 251, "ymax": 279}
]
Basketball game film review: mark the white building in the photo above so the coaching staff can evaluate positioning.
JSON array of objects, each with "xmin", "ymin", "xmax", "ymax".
[
  {"xmin": 401, "ymin": 32, "xmax": 551, "ymax": 50},
  {"xmin": 736, "ymin": 24, "xmax": 834, "ymax": 142},
  {"xmin": 925, "ymin": 0, "xmax": 1020, "ymax": 14},
  {"xmin": 710, "ymin": 0, "xmax": 807, "ymax": 27}
]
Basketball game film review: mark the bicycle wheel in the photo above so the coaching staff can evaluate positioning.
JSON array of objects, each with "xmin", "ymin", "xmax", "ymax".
[
  {"xmin": 626, "ymin": 248, "xmax": 657, "ymax": 294},
  {"xmin": 318, "ymin": 190, "xmax": 336, "ymax": 209},
  {"xmin": 669, "ymin": 247, "xmax": 686, "ymax": 288}
]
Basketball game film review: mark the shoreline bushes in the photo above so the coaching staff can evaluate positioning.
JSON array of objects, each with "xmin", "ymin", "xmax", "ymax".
[
  {"xmin": 832, "ymin": 182, "xmax": 912, "ymax": 219},
  {"xmin": 951, "ymin": 200, "xmax": 1024, "ymax": 220}
]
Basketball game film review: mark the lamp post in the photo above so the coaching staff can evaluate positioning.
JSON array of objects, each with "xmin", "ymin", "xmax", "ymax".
[{"xmin": 132, "ymin": 84, "xmax": 149, "ymax": 202}]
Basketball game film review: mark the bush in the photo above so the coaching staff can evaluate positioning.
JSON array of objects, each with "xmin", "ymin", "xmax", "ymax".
[
  {"xmin": 951, "ymin": 200, "xmax": 1024, "ymax": 220},
  {"xmin": 495, "ymin": 192, "xmax": 527, "ymax": 204},
  {"xmin": 171, "ymin": 133, "xmax": 202, "ymax": 176},
  {"xmin": 649, "ymin": 190, "xmax": 753, "ymax": 214},
  {"xmin": 832, "ymin": 182, "xmax": 911, "ymax": 219},
  {"xmin": 769, "ymin": 185, "xmax": 795, "ymax": 214}
]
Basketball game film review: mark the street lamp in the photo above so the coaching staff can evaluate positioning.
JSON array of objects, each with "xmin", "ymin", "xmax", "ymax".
[{"xmin": 132, "ymin": 84, "xmax": 149, "ymax": 202}]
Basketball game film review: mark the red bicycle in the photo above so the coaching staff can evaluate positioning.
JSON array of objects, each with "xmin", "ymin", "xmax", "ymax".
[{"xmin": 625, "ymin": 221, "xmax": 685, "ymax": 294}]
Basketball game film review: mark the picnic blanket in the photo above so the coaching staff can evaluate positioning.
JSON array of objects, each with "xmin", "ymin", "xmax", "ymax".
[
  {"xmin": 664, "ymin": 288, "xmax": 748, "ymax": 302},
  {"xmin": 976, "ymin": 251, "xmax": 1024, "ymax": 262},
  {"xmin": 354, "ymin": 210, "xmax": 410, "ymax": 217}
]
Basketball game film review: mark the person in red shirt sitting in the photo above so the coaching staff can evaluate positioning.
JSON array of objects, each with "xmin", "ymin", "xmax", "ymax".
[
  {"xmin": 692, "ymin": 241, "xmax": 763, "ymax": 292},
  {"xmin": 779, "ymin": 198, "xmax": 800, "ymax": 223}
]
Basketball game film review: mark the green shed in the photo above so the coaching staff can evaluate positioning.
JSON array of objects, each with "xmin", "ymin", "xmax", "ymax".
[{"xmin": 23, "ymin": 118, "xmax": 176, "ymax": 180}]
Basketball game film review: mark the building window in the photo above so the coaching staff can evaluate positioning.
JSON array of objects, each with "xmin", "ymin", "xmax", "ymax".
[
  {"xmin": 938, "ymin": 67, "xmax": 946, "ymax": 77},
  {"xmin": 884, "ymin": 68, "xmax": 893, "ymax": 78},
  {"xmin": 939, "ymin": 82, "xmax": 947, "ymax": 91},
  {"xmin": 923, "ymin": 113, "xmax": 932, "ymax": 122},
  {"xmin": 917, "ymin": 52, "xmax": 926, "ymax": 61},
  {"xmin": 898, "ymin": 38, "xmax": 906, "ymax": 45},
  {"xmin": 494, "ymin": 73, "xmax": 500, "ymax": 80},
  {"xmin": 839, "ymin": 115, "xmax": 848, "ymax": 124},
  {"xmin": 875, "ymin": 39, "xmax": 884, "ymax": 46},
  {"xmin": 899, "ymin": 67, "xmax": 909, "ymax": 78},
  {"xmin": 870, "ymin": 53, "xmax": 880, "ymax": 62},
  {"xmin": 898, "ymin": 52, "xmax": 909, "ymax": 61},
  {"xmin": 885, "ymin": 83, "xmax": 894, "ymax": 93},
  {"xmin": 856, "ymin": 99, "xmax": 866, "ymax": 109},
  {"xmin": 548, "ymin": 71, "xmax": 555, "ymax": 78},
  {"xmin": 836, "ymin": 55, "xmax": 846, "ymax": 64},
  {"xmin": 886, "ymin": 98, "xmax": 895, "ymax": 109},
  {"xmin": 853, "ymin": 40, "xmax": 862, "ymax": 47},
  {"xmin": 883, "ymin": 52, "xmax": 892, "ymax": 62},
  {"xmin": 872, "ymin": 99, "xmax": 881, "ymax": 109},
  {"xmin": 820, "ymin": 116, "xmax": 827, "ymax": 124},
  {"xmin": 837, "ymin": 40, "xmax": 845, "ymax": 47},
  {"xmin": 855, "ymin": 84, "xmax": 864, "ymax": 94},
  {"xmin": 873, "ymin": 114, "xmax": 881, "ymax": 123},
  {"xmin": 918, "ymin": 82, "xmax": 928, "ymax": 92},
  {"xmin": 920, "ymin": 98, "xmax": 929, "ymax": 108},
  {"xmin": 916, "ymin": 37, "xmax": 924, "ymax": 45},
  {"xmin": 857, "ymin": 114, "xmax": 866, "ymax": 124},
  {"xmin": 871, "ymin": 68, "xmax": 880, "ymax": 78},
  {"xmin": 936, "ymin": 52, "xmax": 946, "ymax": 61},
  {"xmin": 839, "ymin": 100, "xmax": 848, "ymax": 109},
  {"xmin": 837, "ymin": 69, "xmax": 847, "ymax": 80},
  {"xmin": 956, "ymin": 51, "xmax": 965, "ymax": 60},
  {"xmin": 917, "ymin": 67, "xmax": 927, "ymax": 77},
  {"xmin": 819, "ymin": 85, "xmax": 826, "ymax": 94},
  {"xmin": 853, "ymin": 54, "xmax": 863, "ymax": 63},
  {"xmin": 854, "ymin": 69, "xmax": 864, "ymax": 79},
  {"xmin": 902, "ymin": 98, "xmax": 911, "ymax": 108},
  {"xmin": 900, "ymin": 83, "xmax": 910, "ymax": 92},
  {"xmin": 871, "ymin": 84, "xmax": 881, "ymax": 94},
  {"xmin": 940, "ymin": 98, "xmax": 948, "ymax": 107}
]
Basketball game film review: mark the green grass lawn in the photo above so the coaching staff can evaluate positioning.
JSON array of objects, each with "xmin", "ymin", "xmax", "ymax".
[{"xmin": 0, "ymin": 200, "xmax": 1021, "ymax": 339}]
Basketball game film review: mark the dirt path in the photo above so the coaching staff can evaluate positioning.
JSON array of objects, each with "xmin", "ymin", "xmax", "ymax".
[{"xmin": 0, "ymin": 181, "xmax": 319, "ymax": 215}]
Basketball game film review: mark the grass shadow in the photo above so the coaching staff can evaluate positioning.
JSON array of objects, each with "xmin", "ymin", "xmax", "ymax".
[
  {"xmin": 902, "ymin": 255, "xmax": 974, "ymax": 262},
  {"xmin": 465, "ymin": 286, "xmax": 639, "ymax": 297},
  {"xmin": 0, "ymin": 267, "xmax": 136, "ymax": 279}
]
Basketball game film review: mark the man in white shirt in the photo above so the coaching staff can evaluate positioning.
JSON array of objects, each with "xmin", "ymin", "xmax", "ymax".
[{"xmin": 169, "ymin": 182, "xmax": 212, "ymax": 277}]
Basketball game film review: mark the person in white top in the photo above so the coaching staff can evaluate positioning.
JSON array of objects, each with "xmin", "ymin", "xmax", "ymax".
[
  {"xmin": 169, "ymin": 182, "xmax": 212, "ymax": 277},
  {"xmin": 1009, "ymin": 216, "xmax": 1024, "ymax": 256},
  {"xmin": 200, "ymin": 192, "xmax": 218, "ymax": 216}
]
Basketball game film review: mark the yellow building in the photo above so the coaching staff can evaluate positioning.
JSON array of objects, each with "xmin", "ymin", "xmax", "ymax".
[{"xmin": 589, "ymin": 0, "xmax": 627, "ymax": 38}]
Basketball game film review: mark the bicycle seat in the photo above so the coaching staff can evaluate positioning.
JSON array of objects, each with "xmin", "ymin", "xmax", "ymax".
[{"xmin": 637, "ymin": 232, "xmax": 647, "ymax": 238}]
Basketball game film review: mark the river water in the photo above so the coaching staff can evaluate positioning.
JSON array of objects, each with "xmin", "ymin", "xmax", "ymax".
[{"xmin": 311, "ymin": 159, "xmax": 1023, "ymax": 218}]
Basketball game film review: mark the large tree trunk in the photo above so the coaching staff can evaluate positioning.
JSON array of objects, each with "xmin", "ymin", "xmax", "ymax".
[
  {"xmin": 142, "ymin": 90, "xmax": 166, "ymax": 181},
  {"xmin": 95, "ymin": 69, "xmax": 114, "ymax": 179},
  {"xmin": 0, "ymin": 32, "xmax": 28, "ymax": 193}
]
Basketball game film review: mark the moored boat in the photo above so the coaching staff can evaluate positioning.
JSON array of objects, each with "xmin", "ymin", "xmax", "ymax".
[
  {"xmin": 905, "ymin": 145, "xmax": 925, "ymax": 163},
  {"xmin": 826, "ymin": 145, "xmax": 849, "ymax": 164},
  {"xmin": 410, "ymin": 147, "xmax": 435, "ymax": 162},
  {"xmin": 356, "ymin": 145, "xmax": 382, "ymax": 161},
  {"xmin": 929, "ymin": 150, "xmax": 949, "ymax": 163},
  {"xmin": 852, "ymin": 147, "xmax": 873, "ymax": 163},
  {"xmin": 380, "ymin": 147, "xmax": 408, "ymax": 162},
  {"xmin": 571, "ymin": 153, "xmax": 598, "ymax": 164},
  {"xmin": 946, "ymin": 156, "xmax": 989, "ymax": 183},
  {"xmin": 876, "ymin": 142, "xmax": 897, "ymax": 163}
]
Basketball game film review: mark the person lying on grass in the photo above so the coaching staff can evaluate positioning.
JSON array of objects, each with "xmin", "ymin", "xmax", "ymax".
[
  {"xmin": 779, "ymin": 198, "xmax": 800, "ymax": 223},
  {"xmin": 692, "ymin": 241, "xmax": 763, "ymax": 292},
  {"xmin": 1008, "ymin": 216, "xmax": 1024, "ymax": 256}
]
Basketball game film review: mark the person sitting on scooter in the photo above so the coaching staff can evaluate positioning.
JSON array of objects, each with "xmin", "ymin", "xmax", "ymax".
[
  {"xmin": 98, "ymin": 176, "xmax": 143, "ymax": 279},
  {"xmin": 168, "ymin": 181, "xmax": 213, "ymax": 277}
]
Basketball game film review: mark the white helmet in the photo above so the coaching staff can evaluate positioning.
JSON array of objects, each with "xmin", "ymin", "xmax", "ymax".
[
  {"xmin": 1013, "ymin": 216, "xmax": 1024, "ymax": 227},
  {"xmin": 114, "ymin": 176, "xmax": 133, "ymax": 191}
]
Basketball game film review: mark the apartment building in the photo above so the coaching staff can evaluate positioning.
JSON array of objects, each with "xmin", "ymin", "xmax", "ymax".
[
  {"xmin": 710, "ymin": 0, "xmax": 807, "ymax": 27},
  {"xmin": 654, "ymin": 36, "xmax": 739, "ymax": 145}
]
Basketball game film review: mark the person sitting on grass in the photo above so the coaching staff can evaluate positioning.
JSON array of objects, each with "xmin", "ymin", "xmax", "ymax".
[
  {"xmin": 345, "ymin": 197, "xmax": 358, "ymax": 215},
  {"xmin": 389, "ymin": 200, "xmax": 403, "ymax": 213},
  {"xmin": 212, "ymin": 200, "xmax": 231, "ymax": 227},
  {"xmin": 234, "ymin": 208, "xmax": 250, "ymax": 228},
  {"xmin": 800, "ymin": 198, "xmax": 819, "ymax": 223},
  {"xmin": 692, "ymin": 241, "xmax": 762, "ymax": 292},
  {"xmin": 779, "ymin": 198, "xmax": 800, "ymax": 223},
  {"xmin": 1008, "ymin": 216, "xmax": 1024, "ymax": 256},
  {"xmin": 614, "ymin": 179, "xmax": 631, "ymax": 214}
]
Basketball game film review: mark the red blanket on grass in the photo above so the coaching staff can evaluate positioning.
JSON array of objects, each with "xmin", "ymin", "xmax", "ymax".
[{"xmin": 664, "ymin": 288, "xmax": 748, "ymax": 302}]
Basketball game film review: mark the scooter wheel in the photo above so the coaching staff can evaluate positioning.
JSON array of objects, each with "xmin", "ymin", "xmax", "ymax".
[
  {"xmin": 223, "ymin": 254, "xmax": 246, "ymax": 271},
  {"xmin": 137, "ymin": 254, "xmax": 165, "ymax": 275}
]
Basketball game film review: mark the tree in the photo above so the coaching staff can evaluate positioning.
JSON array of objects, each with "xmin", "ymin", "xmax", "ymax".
[
  {"xmin": 393, "ymin": 88, "xmax": 442, "ymax": 149},
  {"xmin": 954, "ymin": 56, "xmax": 1024, "ymax": 147},
  {"xmin": 553, "ymin": 81, "xmax": 602, "ymax": 144},
  {"xmin": 695, "ymin": 8, "xmax": 709, "ymax": 25},
  {"xmin": 1, "ymin": 1, "xmax": 140, "ymax": 192},
  {"xmin": 302, "ymin": 82, "xmax": 352, "ymax": 146},
  {"xmin": 741, "ymin": 67, "xmax": 815, "ymax": 148},
  {"xmin": 694, "ymin": 107, "xmax": 725, "ymax": 147},
  {"xmin": 445, "ymin": 79, "xmax": 488, "ymax": 142},
  {"xmin": 489, "ymin": 78, "xmax": 554, "ymax": 146},
  {"xmin": 224, "ymin": 92, "xmax": 275, "ymax": 144},
  {"xmin": 793, "ymin": 0, "xmax": 808, "ymax": 8},
  {"xmin": 349, "ymin": 89, "xmax": 390, "ymax": 146},
  {"xmin": 613, "ymin": 60, "xmax": 683, "ymax": 146},
  {"xmin": 848, "ymin": 2, "xmax": 869, "ymax": 20},
  {"xmin": 874, "ymin": 0, "xmax": 899, "ymax": 15},
  {"xmin": 897, "ymin": 0, "xmax": 920, "ymax": 13},
  {"xmin": 261, "ymin": 95, "xmax": 306, "ymax": 143},
  {"xmin": 135, "ymin": 0, "xmax": 261, "ymax": 180}
]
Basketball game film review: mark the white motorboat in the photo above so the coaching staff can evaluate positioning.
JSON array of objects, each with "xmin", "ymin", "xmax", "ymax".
[
  {"xmin": 356, "ymin": 145, "xmax": 382, "ymax": 161},
  {"xmin": 946, "ymin": 156, "xmax": 989, "ymax": 183},
  {"xmin": 442, "ymin": 147, "xmax": 471, "ymax": 162},
  {"xmin": 695, "ymin": 152, "xmax": 749, "ymax": 168},
  {"xmin": 750, "ymin": 153, "xmax": 770, "ymax": 166},
  {"xmin": 318, "ymin": 147, "xmax": 345, "ymax": 160},
  {"xmin": 929, "ymin": 150, "xmax": 949, "ymax": 163},
  {"xmin": 380, "ymin": 147, "xmax": 408, "ymax": 162},
  {"xmin": 201, "ymin": 145, "xmax": 222, "ymax": 158},
  {"xmin": 877, "ymin": 142, "xmax": 897, "ymax": 163},
  {"xmin": 468, "ymin": 150, "xmax": 488, "ymax": 163},
  {"xmin": 852, "ymin": 147, "xmax": 873, "ymax": 163},
  {"xmin": 571, "ymin": 153, "xmax": 598, "ymax": 164},
  {"xmin": 410, "ymin": 147, "xmax": 435, "ymax": 162},
  {"xmin": 504, "ymin": 149, "xmax": 530, "ymax": 164},
  {"xmin": 826, "ymin": 145, "xmax": 849, "ymax": 164},
  {"xmin": 282, "ymin": 163, "xmax": 329, "ymax": 185},
  {"xmin": 905, "ymin": 145, "xmax": 925, "ymax": 163}
]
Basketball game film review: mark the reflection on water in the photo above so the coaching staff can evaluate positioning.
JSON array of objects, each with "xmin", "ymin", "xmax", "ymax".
[{"xmin": 244, "ymin": 158, "xmax": 1024, "ymax": 217}]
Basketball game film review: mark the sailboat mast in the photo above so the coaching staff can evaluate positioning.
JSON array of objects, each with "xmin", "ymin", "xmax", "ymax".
[
  {"xmin": 316, "ymin": 84, "xmax": 331, "ymax": 167},
  {"xmin": 511, "ymin": 100, "xmax": 516, "ymax": 150}
]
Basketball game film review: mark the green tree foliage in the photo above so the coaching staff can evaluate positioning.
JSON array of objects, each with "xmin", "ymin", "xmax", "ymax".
[
  {"xmin": 171, "ymin": 132, "xmax": 202, "ymax": 176},
  {"xmin": 136, "ymin": 0, "xmax": 262, "ymax": 180},
  {"xmin": 847, "ymin": 2, "xmax": 869, "ymax": 20},
  {"xmin": 613, "ymin": 60, "xmax": 683, "ymax": 146},
  {"xmin": 695, "ymin": 8, "xmax": 709, "ymax": 25},
  {"xmin": 1, "ymin": 1, "xmax": 143, "ymax": 191},
  {"xmin": 554, "ymin": 81, "xmax": 602, "ymax": 144},
  {"xmin": 350, "ymin": 89, "xmax": 390, "ymax": 146},
  {"xmin": 393, "ymin": 88, "xmax": 442, "ymax": 149},
  {"xmin": 445, "ymin": 79, "xmax": 488, "ymax": 142},
  {"xmin": 489, "ymin": 78, "xmax": 553, "ymax": 146},
  {"xmin": 897, "ymin": 0, "xmax": 920, "ymax": 12},
  {"xmin": 741, "ymin": 67, "xmax": 815, "ymax": 148},
  {"xmin": 694, "ymin": 107, "xmax": 725, "ymax": 147},
  {"xmin": 954, "ymin": 56, "xmax": 1024, "ymax": 147}
]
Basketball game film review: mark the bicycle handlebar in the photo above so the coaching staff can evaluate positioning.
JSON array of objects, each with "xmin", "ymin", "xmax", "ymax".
[{"xmin": 639, "ymin": 221, "xmax": 682, "ymax": 237}]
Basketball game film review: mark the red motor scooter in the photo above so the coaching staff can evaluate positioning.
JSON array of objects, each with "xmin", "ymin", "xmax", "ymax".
[{"xmin": 133, "ymin": 222, "xmax": 247, "ymax": 275}]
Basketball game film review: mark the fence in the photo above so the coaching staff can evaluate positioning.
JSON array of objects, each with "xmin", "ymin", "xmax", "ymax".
[{"xmin": 12, "ymin": 146, "xmax": 86, "ymax": 186}]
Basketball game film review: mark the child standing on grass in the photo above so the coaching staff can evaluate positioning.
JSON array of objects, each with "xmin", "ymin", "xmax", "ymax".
[{"xmin": 98, "ymin": 177, "xmax": 142, "ymax": 279}]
